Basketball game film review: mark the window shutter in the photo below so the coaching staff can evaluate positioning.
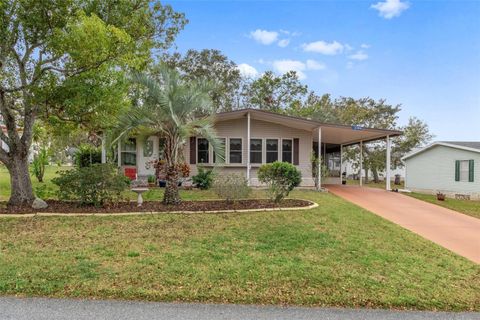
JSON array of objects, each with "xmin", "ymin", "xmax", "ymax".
[
  {"xmin": 189, "ymin": 137, "xmax": 196, "ymax": 164},
  {"xmin": 293, "ymin": 138, "xmax": 299, "ymax": 165},
  {"xmin": 469, "ymin": 160, "xmax": 474, "ymax": 182},
  {"xmin": 455, "ymin": 160, "xmax": 460, "ymax": 181}
]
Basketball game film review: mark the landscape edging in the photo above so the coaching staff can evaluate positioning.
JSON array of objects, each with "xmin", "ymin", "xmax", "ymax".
[{"xmin": 0, "ymin": 199, "xmax": 318, "ymax": 217}]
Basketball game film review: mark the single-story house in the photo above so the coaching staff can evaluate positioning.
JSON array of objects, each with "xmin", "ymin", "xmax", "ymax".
[
  {"xmin": 403, "ymin": 141, "xmax": 479, "ymax": 200},
  {"xmin": 116, "ymin": 109, "xmax": 401, "ymax": 189}
]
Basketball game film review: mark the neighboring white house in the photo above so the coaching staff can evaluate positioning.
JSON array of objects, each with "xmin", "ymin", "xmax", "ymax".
[
  {"xmin": 343, "ymin": 160, "xmax": 405, "ymax": 182},
  {"xmin": 117, "ymin": 109, "xmax": 402, "ymax": 189},
  {"xmin": 403, "ymin": 141, "xmax": 480, "ymax": 200}
]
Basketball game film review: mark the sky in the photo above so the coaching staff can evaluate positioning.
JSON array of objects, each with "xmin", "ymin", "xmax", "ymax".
[{"xmin": 163, "ymin": 0, "xmax": 480, "ymax": 141}]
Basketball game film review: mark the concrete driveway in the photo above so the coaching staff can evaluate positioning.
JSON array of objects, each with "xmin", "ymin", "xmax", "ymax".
[
  {"xmin": 0, "ymin": 297, "xmax": 478, "ymax": 320},
  {"xmin": 327, "ymin": 185, "xmax": 480, "ymax": 264}
]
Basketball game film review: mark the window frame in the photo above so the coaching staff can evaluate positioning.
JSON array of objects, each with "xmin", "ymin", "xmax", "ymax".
[
  {"xmin": 197, "ymin": 138, "xmax": 210, "ymax": 164},
  {"xmin": 281, "ymin": 138, "xmax": 293, "ymax": 164},
  {"xmin": 213, "ymin": 137, "xmax": 226, "ymax": 164},
  {"xmin": 121, "ymin": 138, "xmax": 137, "ymax": 166},
  {"xmin": 228, "ymin": 137, "xmax": 243, "ymax": 164},
  {"xmin": 250, "ymin": 138, "xmax": 263, "ymax": 164},
  {"xmin": 265, "ymin": 138, "xmax": 279, "ymax": 163},
  {"xmin": 459, "ymin": 160, "xmax": 470, "ymax": 182}
]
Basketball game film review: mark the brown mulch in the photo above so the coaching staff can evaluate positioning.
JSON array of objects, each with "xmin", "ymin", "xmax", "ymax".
[{"xmin": 0, "ymin": 199, "xmax": 312, "ymax": 215}]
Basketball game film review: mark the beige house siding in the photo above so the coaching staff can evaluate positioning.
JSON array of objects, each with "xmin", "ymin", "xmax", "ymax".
[
  {"xmin": 183, "ymin": 118, "xmax": 315, "ymax": 186},
  {"xmin": 405, "ymin": 145, "xmax": 480, "ymax": 199}
]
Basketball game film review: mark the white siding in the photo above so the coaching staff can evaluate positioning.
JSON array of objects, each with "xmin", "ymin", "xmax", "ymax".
[{"xmin": 405, "ymin": 145, "xmax": 480, "ymax": 199}]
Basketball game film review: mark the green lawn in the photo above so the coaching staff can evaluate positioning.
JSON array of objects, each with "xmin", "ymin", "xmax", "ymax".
[
  {"xmin": 407, "ymin": 192, "xmax": 480, "ymax": 220},
  {"xmin": 0, "ymin": 167, "xmax": 479, "ymax": 310}
]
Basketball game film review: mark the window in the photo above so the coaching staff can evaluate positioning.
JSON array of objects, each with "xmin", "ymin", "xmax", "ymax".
[
  {"xmin": 197, "ymin": 138, "xmax": 209, "ymax": 164},
  {"xmin": 459, "ymin": 160, "xmax": 469, "ymax": 182},
  {"xmin": 282, "ymin": 139, "xmax": 293, "ymax": 163},
  {"xmin": 250, "ymin": 139, "xmax": 262, "ymax": 164},
  {"xmin": 229, "ymin": 138, "xmax": 242, "ymax": 163},
  {"xmin": 266, "ymin": 139, "xmax": 278, "ymax": 163},
  {"xmin": 121, "ymin": 138, "xmax": 136, "ymax": 166},
  {"xmin": 213, "ymin": 138, "xmax": 226, "ymax": 163},
  {"xmin": 143, "ymin": 139, "xmax": 153, "ymax": 157}
]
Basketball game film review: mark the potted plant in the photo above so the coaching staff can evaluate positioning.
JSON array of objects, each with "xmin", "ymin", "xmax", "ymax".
[
  {"xmin": 436, "ymin": 191, "xmax": 446, "ymax": 201},
  {"xmin": 147, "ymin": 175, "xmax": 156, "ymax": 188}
]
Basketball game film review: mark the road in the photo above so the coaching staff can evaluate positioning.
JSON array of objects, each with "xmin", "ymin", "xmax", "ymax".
[{"xmin": 0, "ymin": 297, "xmax": 478, "ymax": 320}]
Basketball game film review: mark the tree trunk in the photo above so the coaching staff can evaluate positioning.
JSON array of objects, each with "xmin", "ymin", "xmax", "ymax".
[
  {"xmin": 7, "ymin": 154, "xmax": 35, "ymax": 206},
  {"xmin": 163, "ymin": 165, "xmax": 180, "ymax": 205},
  {"xmin": 372, "ymin": 167, "xmax": 380, "ymax": 183}
]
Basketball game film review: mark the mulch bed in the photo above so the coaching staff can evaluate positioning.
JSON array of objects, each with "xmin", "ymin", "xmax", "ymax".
[{"xmin": 0, "ymin": 199, "xmax": 312, "ymax": 214}]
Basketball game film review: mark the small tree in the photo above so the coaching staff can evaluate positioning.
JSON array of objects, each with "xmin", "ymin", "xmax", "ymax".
[
  {"xmin": 258, "ymin": 162, "xmax": 302, "ymax": 203},
  {"xmin": 31, "ymin": 148, "xmax": 49, "ymax": 183},
  {"xmin": 192, "ymin": 167, "xmax": 215, "ymax": 190}
]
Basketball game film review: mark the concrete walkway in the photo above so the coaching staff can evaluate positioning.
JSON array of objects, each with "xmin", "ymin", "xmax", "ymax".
[
  {"xmin": 0, "ymin": 297, "xmax": 478, "ymax": 320},
  {"xmin": 328, "ymin": 185, "xmax": 480, "ymax": 264}
]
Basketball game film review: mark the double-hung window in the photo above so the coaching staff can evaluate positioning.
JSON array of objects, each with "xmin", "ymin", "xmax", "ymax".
[
  {"xmin": 282, "ymin": 139, "xmax": 293, "ymax": 163},
  {"xmin": 197, "ymin": 138, "xmax": 209, "ymax": 164},
  {"xmin": 121, "ymin": 138, "xmax": 137, "ymax": 166},
  {"xmin": 266, "ymin": 139, "xmax": 278, "ymax": 163},
  {"xmin": 455, "ymin": 160, "xmax": 474, "ymax": 182},
  {"xmin": 229, "ymin": 138, "xmax": 242, "ymax": 163},
  {"xmin": 250, "ymin": 139, "xmax": 262, "ymax": 164}
]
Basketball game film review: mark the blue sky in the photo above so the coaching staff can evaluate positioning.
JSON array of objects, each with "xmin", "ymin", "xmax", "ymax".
[{"xmin": 164, "ymin": 0, "xmax": 480, "ymax": 141}]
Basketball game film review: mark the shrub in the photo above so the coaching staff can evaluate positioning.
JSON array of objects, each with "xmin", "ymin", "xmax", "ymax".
[
  {"xmin": 74, "ymin": 144, "xmax": 102, "ymax": 168},
  {"xmin": 31, "ymin": 148, "xmax": 49, "ymax": 182},
  {"xmin": 213, "ymin": 174, "xmax": 251, "ymax": 203},
  {"xmin": 258, "ymin": 161, "xmax": 302, "ymax": 203},
  {"xmin": 52, "ymin": 164, "xmax": 128, "ymax": 206},
  {"xmin": 192, "ymin": 166, "xmax": 214, "ymax": 190}
]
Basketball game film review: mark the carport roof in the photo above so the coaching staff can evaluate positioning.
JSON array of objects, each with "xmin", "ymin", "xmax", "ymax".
[{"xmin": 214, "ymin": 108, "xmax": 402, "ymax": 146}]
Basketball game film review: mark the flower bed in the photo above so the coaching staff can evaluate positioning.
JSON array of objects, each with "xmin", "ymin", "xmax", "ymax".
[{"xmin": 1, "ymin": 199, "xmax": 314, "ymax": 215}]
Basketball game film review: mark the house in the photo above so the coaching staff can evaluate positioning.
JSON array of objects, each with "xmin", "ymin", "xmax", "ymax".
[
  {"xmin": 117, "ymin": 109, "xmax": 401, "ymax": 189},
  {"xmin": 403, "ymin": 141, "xmax": 480, "ymax": 200}
]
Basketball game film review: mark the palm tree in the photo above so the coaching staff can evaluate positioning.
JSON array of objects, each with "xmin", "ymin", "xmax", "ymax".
[{"xmin": 114, "ymin": 66, "xmax": 222, "ymax": 204}]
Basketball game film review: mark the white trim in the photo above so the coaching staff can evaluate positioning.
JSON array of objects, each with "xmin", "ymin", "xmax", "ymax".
[
  {"xmin": 359, "ymin": 140, "xmax": 363, "ymax": 187},
  {"xmin": 402, "ymin": 142, "xmax": 480, "ymax": 160},
  {"xmin": 196, "ymin": 137, "xmax": 210, "ymax": 165},
  {"xmin": 249, "ymin": 137, "xmax": 264, "ymax": 164},
  {"xmin": 247, "ymin": 112, "xmax": 251, "ymax": 184},
  {"xmin": 265, "ymin": 138, "xmax": 280, "ymax": 163},
  {"xmin": 317, "ymin": 127, "xmax": 321, "ymax": 190}
]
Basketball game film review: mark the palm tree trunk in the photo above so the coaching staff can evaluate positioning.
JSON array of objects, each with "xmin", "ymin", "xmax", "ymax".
[{"xmin": 163, "ymin": 164, "xmax": 180, "ymax": 205}]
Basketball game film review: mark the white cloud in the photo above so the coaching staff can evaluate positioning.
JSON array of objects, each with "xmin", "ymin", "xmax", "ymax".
[
  {"xmin": 250, "ymin": 29, "xmax": 279, "ymax": 45},
  {"xmin": 277, "ymin": 39, "xmax": 290, "ymax": 47},
  {"xmin": 346, "ymin": 61, "xmax": 355, "ymax": 69},
  {"xmin": 302, "ymin": 40, "xmax": 344, "ymax": 55},
  {"xmin": 237, "ymin": 63, "xmax": 259, "ymax": 78},
  {"xmin": 271, "ymin": 59, "xmax": 326, "ymax": 80},
  {"xmin": 306, "ymin": 59, "xmax": 326, "ymax": 70},
  {"xmin": 272, "ymin": 59, "xmax": 307, "ymax": 79},
  {"xmin": 371, "ymin": 0, "xmax": 410, "ymax": 19},
  {"xmin": 360, "ymin": 43, "xmax": 371, "ymax": 49},
  {"xmin": 348, "ymin": 51, "xmax": 369, "ymax": 61}
]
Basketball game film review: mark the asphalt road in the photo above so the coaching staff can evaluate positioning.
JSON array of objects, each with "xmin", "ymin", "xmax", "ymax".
[{"xmin": 0, "ymin": 297, "xmax": 478, "ymax": 320}]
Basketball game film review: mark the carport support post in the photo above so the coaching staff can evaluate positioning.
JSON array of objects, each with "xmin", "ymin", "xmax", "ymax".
[
  {"xmin": 246, "ymin": 112, "xmax": 251, "ymax": 186},
  {"xmin": 359, "ymin": 141, "xmax": 363, "ymax": 187},
  {"xmin": 340, "ymin": 144, "xmax": 343, "ymax": 178},
  {"xmin": 386, "ymin": 135, "xmax": 391, "ymax": 191},
  {"xmin": 317, "ymin": 127, "xmax": 322, "ymax": 190}
]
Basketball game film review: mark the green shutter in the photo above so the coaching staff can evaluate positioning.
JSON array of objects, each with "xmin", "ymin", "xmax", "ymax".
[
  {"xmin": 455, "ymin": 160, "xmax": 460, "ymax": 181},
  {"xmin": 469, "ymin": 160, "xmax": 474, "ymax": 182}
]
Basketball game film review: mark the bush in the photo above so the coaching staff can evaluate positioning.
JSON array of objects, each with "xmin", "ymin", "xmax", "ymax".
[
  {"xmin": 258, "ymin": 161, "xmax": 302, "ymax": 203},
  {"xmin": 31, "ymin": 148, "xmax": 49, "ymax": 182},
  {"xmin": 74, "ymin": 144, "xmax": 102, "ymax": 168},
  {"xmin": 192, "ymin": 166, "xmax": 214, "ymax": 190},
  {"xmin": 52, "ymin": 164, "xmax": 128, "ymax": 206},
  {"xmin": 213, "ymin": 174, "xmax": 251, "ymax": 203}
]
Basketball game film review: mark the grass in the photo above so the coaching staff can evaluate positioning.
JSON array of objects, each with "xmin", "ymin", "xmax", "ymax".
[
  {"xmin": 0, "ymin": 166, "xmax": 479, "ymax": 310},
  {"xmin": 407, "ymin": 193, "xmax": 480, "ymax": 220},
  {"xmin": 0, "ymin": 190, "xmax": 478, "ymax": 310}
]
